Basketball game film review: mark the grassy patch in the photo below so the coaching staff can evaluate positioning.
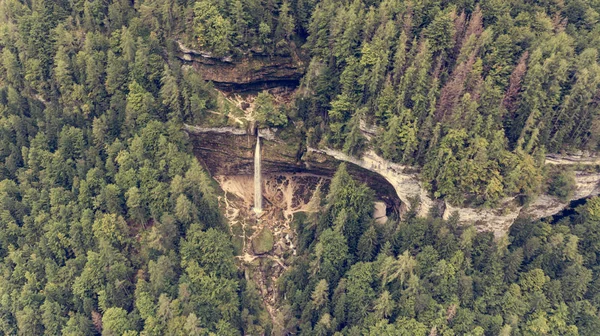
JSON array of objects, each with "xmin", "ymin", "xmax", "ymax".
[
  {"xmin": 252, "ymin": 227, "xmax": 274, "ymax": 255},
  {"xmin": 196, "ymin": 89, "xmax": 247, "ymax": 128},
  {"xmin": 215, "ymin": 92, "xmax": 245, "ymax": 117}
]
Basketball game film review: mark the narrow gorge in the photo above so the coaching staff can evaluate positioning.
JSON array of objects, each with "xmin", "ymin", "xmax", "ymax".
[
  {"xmin": 179, "ymin": 39, "xmax": 600, "ymax": 331},
  {"xmin": 4, "ymin": 0, "xmax": 600, "ymax": 334}
]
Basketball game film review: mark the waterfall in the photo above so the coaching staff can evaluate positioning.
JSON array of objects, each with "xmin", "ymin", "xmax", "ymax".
[{"xmin": 254, "ymin": 136, "xmax": 262, "ymax": 213}]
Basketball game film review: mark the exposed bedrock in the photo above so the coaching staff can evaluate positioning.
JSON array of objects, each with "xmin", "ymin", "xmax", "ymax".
[
  {"xmin": 186, "ymin": 126, "xmax": 400, "ymax": 212},
  {"xmin": 312, "ymin": 148, "xmax": 600, "ymax": 236},
  {"xmin": 185, "ymin": 125, "xmax": 600, "ymax": 235},
  {"xmin": 177, "ymin": 41, "xmax": 307, "ymax": 91}
]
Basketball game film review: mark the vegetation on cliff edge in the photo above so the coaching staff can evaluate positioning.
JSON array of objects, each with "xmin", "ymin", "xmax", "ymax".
[{"xmin": 0, "ymin": 0, "xmax": 599, "ymax": 334}]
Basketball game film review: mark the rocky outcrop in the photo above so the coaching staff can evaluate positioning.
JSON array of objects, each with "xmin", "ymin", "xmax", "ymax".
[
  {"xmin": 185, "ymin": 125, "xmax": 600, "ymax": 235},
  {"xmin": 546, "ymin": 153, "xmax": 600, "ymax": 165},
  {"xmin": 442, "ymin": 198, "xmax": 521, "ymax": 236},
  {"xmin": 312, "ymin": 149, "xmax": 600, "ymax": 236},
  {"xmin": 177, "ymin": 41, "xmax": 306, "ymax": 90},
  {"xmin": 306, "ymin": 148, "xmax": 520, "ymax": 234},
  {"xmin": 185, "ymin": 126, "xmax": 400, "ymax": 209},
  {"xmin": 183, "ymin": 124, "xmax": 248, "ymax": 136},
  {"xmin": 522, "ymin": 172, "xmax": 600, "ymax": 217},
  {"xmin": 451, "ymin": 171, "xmax": 600, "ymax": 236},
  {"xmin": 307, "ymin": 148, "xmax": 433, "ymax": 217},
  {"xmin": 183, "ymin": 124, "xmax": 280, "ymax": 141}
]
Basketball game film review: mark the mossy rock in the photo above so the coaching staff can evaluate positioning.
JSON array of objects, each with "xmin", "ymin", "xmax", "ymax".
[{"xmin": 252, "ymin": 228, "xmax": 274, "ymax": 255}]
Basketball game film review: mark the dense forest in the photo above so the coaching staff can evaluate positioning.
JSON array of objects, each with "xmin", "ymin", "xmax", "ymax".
[
  {"xmin": 293, "ymin": 0, "xmax": 600, "ymax": 206},
  {"xmin": 0, "ymin": 0, "xmax": 599, "ymax": 334},
  {"xmin": 280, "ymin": 165, "xmax": 600, "ymax": 335}
]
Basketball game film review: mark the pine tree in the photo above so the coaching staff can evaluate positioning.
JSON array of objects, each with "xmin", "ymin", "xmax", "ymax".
[
  {"xmin": 160, "ymin": 65, "xmax": 181, "ymax": 120},
  {"xmin": 357, "ymin": 225, "xmax": 378, "ymax": 262},
  {"xmin": 342, "ymin": 113, "xmax": 366, "ymax": 157},
  {"xmin": 331, "ymin": 0, "xmax": 363, "ymax": 64},
  {"xmin": 424, "ymin": 10, "xmax": 455, "ymax": 54},
  {"xmin": 512, "ymin": 33, "xmax": 573, "ymax": 152},
  {"xmin": 392, "ymin": 31, "xmax": 409, "ymax": 84},
  {"xmin": 193, "ymin": 0, "xmax": 233, "ymax": 56},
  {"xmin": 380, "ymin": 108, "xmax": 418, "ymax": 164},
  {"xmin": 2, "ymin": 49, "xmax": 22, "ymax": 88},
  {"xmin": 105, "ymin": 51, "xmax": 128, "ymax": 95},
  {"xmin": 373, "ymin": 291, "xmax": 395, "ymax": 319},
  {"xmin": 549, "ymin": 48, "xmax": 600, "ymax": 151},
  {"xmin": 311, "ymin": 279, "xmax": 329, "ymax": 309},
  {"xmin": 53, "ymin": 47, "xmax": 73, "ymax": 97},
  {"xmin": 278, "ymin": 1, "xmax": 295, "ymax": 41},
  {"xmin": 230, "ymin": 0, "xmax": 248, "ymax": 45},
  {"xmin": 120, "ymin": 27, "xmax": 136, "ymax": 64},
  {"xmin": 125, "ymin": 81, "xmax": 155, "ymax": 132}
]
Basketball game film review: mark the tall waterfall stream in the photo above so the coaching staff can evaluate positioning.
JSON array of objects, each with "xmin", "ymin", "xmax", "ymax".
[{"xmin": 254, "ymin": 136, "xmax": 263, "ymax": 213}]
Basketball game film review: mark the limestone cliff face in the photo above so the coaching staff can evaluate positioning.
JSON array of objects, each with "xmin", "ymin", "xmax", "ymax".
[
  {"xmin": 522, "ymin": 172, "xmax": 600, "ymax": 218},
  {"xmin": 185, "ymin": 126, "xmax": 400, "ymax": 208},
  {"xmin": 177, "ymin": 42, "xmax": 306, "ymax": 90},
  {"xmin": 546, "ymin": 153, "xmax": 600, "ymax": 165},
  {"xmin": 306, "ymin": 148, "xmax": 433, "ymax": 217},
  {"xmin": 311, "ymin": 148, "xmax": 600, "ymax": 236},
  {"xmin": 444, "ymin": 171, "xmax": 600, "ymax": 236},
  {"xmin": 185, "ymin": 125, "xmax": 600, "ymax": 235}
]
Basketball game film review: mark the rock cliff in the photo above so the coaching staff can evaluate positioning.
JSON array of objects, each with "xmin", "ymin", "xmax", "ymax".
[
  {"xmin": 445, "ymin": 170, "xmax": 600, "ymax": 236},
  {"xmin": 177, "ymin": 42, "xmax": 306, "ymax": 91},
  {"xmin": 186, "ymin": 125, "xmax": 400, "ymax": 209},
  {"xmin": 311, "ymin": 148, "xmax": 600, "ymax": 236},
  {"xmin": 185, "ymin": 125, "xmax": 600, "ymax": 235}
]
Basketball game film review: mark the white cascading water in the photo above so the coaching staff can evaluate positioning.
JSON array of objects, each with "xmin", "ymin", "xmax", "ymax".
[{"xmin": 254, "ymin": 136, "xmax": 262, "ymax": 213}]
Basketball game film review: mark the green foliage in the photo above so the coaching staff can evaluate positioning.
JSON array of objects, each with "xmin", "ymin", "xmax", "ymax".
[
  {"xmin": 342, "ymin": 114, "xmax": 366, "ymax": 157},
  {"xmin": 0, "ymin": 0, "xmax": 599, "ymax": 335},
  {"xmin": 293, "ymin": 0, "xmax": 600, "ymax": 206},
  {"xmin": 378, "ymin": 109, "xmax": 418, "ymax": 164},
  {"xmin": 324, "ymin": 163, "xmax": 374, "ymax": 253},
  {"xmin": 0, "ymin": 2, "xmax": 266, "ymax": 333},
  {"xmin": 578, "ymin": 196, "xmax": 600, "ymax": 222},
  {"xmin": 181, "ymin": 226, "xmax": 237, "ymax": 278},
  {"xmin": 254, "ymin": 91, "xmax": 288, "ymax": 127},
  {"xmin": 102, "ymin": 307, "xmax": 135, "ymax": 336},
  {"xmin": 193, "ymin": 0, "xmax": 233, "ymax": 56},
  {"xmin": 277, "ymin": 1, "xmax": 295, "ymax": 41},
  {"xmin": 547, "ymin": 168, "xmax": 576, "ymax": 201},
  {"xmin": 252, "ymin": 227, "xmax": 274, "ymax": 254},
  {"xmin": 313, "ymin": 228, "xmax": 349, "ymax": 284},
  {"xmin": 282, "ymin": 170, "xmax": 598, "ymax": 334}
]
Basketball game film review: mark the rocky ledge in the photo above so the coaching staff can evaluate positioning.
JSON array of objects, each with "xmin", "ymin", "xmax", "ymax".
[
  {"xmin": 312, "ymin": 148, "xmax": 600, "ymax": 236},
  {"xmin": 185, "ymin": 125, "xmax": 600, "ymax": 236},
  {"xmin": 177, "ymin": 41, "xmax": 307, "ymax": 91},
  {"xmin": 185, "ymin": 125, "xmax": 401, "ymax": 211}
]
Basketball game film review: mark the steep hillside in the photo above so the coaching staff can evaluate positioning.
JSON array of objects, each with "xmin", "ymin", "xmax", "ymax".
[{"xmin": 1, "ymin": 0, "xmax": 600, "ymax": 335}]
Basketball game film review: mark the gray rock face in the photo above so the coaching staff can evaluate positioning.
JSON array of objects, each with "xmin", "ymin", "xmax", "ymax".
[
  {"xmin": 177, "ymin": 41, "xmax": 306, "ymax": 90},
  {"xmin": 183, "ymin": 124, "xmax": 248, "ymax": 135},
  {"xmin": 185, "ymin": 126, "xmax": 401, "ymax": 208},
  {"xmin": 307, "ymin": 148, "xmax": 433, "ymax": 217},
  {"xmin": 314, "ymin": 148, "xmax": 600, "ymax": 236},
  {"xmin": 185, "ymin": 125, "xmax": 600, "ymax": 235},
  {"xmin": 546, "ymin": 153, "xmax": 600, "ymax": 165}
]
